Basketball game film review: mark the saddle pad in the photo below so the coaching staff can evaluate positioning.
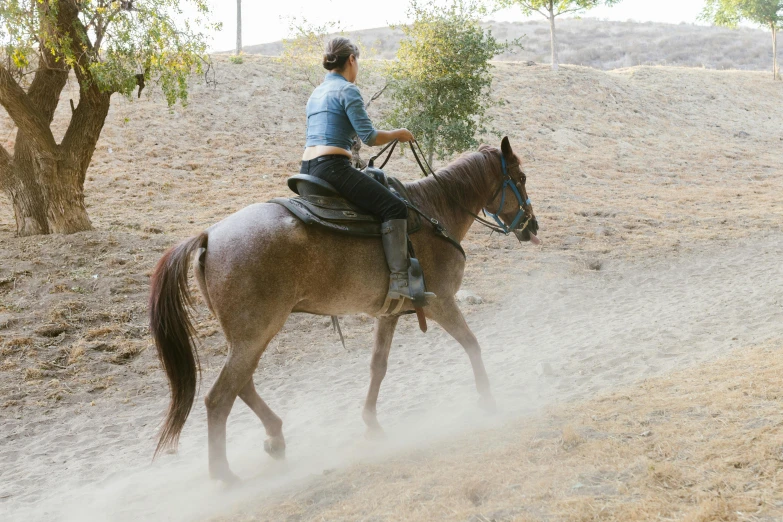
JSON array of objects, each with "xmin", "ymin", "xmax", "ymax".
[{"xmin": 270, "ymin": 177, "xmax": 421, "ymax": 238}]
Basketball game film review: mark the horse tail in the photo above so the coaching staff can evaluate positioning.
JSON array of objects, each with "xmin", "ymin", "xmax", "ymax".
[{"xmin": 149, "ymin": 232, "xmax": 209, "ymax": 457}]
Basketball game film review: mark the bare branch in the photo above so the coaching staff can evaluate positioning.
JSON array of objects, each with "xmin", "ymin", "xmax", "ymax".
[
  {"xmin": 515, "ymin": 2, "xmax": 549, "ymax": 17},
  {"xmin": 94, "ymin": 7, "xmax": 124, "ymax": 51},
  {"xmin": 365, "ymin": 83, "xmax": 388, "ymax": 110},
  {"xmin": 555, "ymin": 6, "xmax": 589, "ymax": 17},
  {"xmin": 0, "ymin": 65, "xmax": 58, "ymax": 157}
]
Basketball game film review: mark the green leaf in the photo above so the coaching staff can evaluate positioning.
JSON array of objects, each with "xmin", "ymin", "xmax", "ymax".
[{"xmin": 384, "ymin": 0, "xmax": 509, "ymax": 161}]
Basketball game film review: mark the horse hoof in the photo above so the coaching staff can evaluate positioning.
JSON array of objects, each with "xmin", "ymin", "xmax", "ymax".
[
  {"xmin": 365, "ymin": 426, "xmax": 386, "ymax": 441},
  {"xmin": 210, "ymin": 466, "xmax": 241, "ymax": 485},
  {"xmin": 264, "ymin": 436, "xmax": 286, "ymax": 460},
  {"xmin": 478, "ymin": 395, "xmax": 497, "ymax": 414}
]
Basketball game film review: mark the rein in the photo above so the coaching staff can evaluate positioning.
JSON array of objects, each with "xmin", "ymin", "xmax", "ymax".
[
  {"xmin": 367, "ymin": 139, "xmax": 398, "ymax": 169},
  {"xmin": 367, "ymin": 139, "xmax": 465, "ymax": 258}
]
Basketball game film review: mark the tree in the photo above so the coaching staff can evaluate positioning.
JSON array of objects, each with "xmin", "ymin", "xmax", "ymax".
[
  {"xmin": 385, "ymin": 0, "xmax": 508, "ymax": 166},
  {"xmin": 236, "ymin": 0, "xmax": 242, "ymax": 55},
  {"xmin": 701, "ymin": 0, "xmax": 782, "ymax": 79},
  {"xmin": 498, "ymin": 0, "xmax": 621, "ymax": 71},
  {"xmin": 0, "ymin": 1, "xmax": 217, "ymax": 236}
]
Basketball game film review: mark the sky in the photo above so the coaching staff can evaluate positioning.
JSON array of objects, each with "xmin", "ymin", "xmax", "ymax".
[{"xmin": 206, "ymin": 0, "xmax": 710, "ymax": 52}]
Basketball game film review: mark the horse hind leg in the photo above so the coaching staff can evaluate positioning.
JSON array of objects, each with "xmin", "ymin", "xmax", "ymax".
[
  {"xmin": 238, "ymin": 379, "xmax": 286, "ymax": 459},
  {"xmin": 204, "ymin": 315, "xmax": 288, "ymax": 483}
]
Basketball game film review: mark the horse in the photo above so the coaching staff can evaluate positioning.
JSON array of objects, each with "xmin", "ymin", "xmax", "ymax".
[{"xmin": 148, "ymin": 137, "xmax": 539, "ymax": 482}]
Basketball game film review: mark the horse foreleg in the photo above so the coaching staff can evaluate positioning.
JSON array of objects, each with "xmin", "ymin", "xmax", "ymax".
[
  {"xmin": 427, "ymin": 297, "xmax": 496, "ymax": 412},
  {"xmin": 238, "ymin": 378, "xmax": 286, "ymax": 459},
  {"xmin": 362, "ymin": 315, "xmax": 399, "ymax": 436}
]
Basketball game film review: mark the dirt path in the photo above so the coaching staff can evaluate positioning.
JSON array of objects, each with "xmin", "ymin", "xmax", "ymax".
[{"xmin": 3, "ymin": 233, "xmax": 781, "ymax": 521}]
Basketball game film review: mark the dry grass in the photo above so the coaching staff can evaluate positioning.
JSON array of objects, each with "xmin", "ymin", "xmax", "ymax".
[{"xmin": 223, "ymin": 343, "xmax": 783, "ymax": 521}]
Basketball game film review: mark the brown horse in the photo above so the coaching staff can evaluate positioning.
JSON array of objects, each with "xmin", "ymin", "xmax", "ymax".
[{"xmin": 149, "ymin": 137, "xmax": 539, "ymax": 482}]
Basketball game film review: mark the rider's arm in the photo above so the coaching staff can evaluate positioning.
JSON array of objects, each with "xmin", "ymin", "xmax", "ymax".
[
  {"xmin": 342, "ymin": 84, "xmax": 415, "ymax": 147},
  {"xmin": 373, "ymin": 129, "xmax": 414, "ymax": 146},
  {"xmin": 342, "ymin": 84, "xmax": 378, "ymax": 146}
]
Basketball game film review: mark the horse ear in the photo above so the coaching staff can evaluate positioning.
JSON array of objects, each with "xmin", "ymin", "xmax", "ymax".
[{"xmin": 501, "ymin": 136, "xmax": 512, "ymax": 157}]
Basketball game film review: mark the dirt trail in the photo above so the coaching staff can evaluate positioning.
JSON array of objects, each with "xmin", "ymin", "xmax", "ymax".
[{"xmin": 3, "ymin": 233, "xmax": 781, "ymax": 521}]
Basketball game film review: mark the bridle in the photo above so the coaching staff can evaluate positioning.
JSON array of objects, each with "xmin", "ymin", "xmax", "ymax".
[
  {"xmin": 395, "ymin": 139, "xmax": 533, "ymax": 236},
  {"xmin": 483, "ymin": 153, "xmax": 533, "ymax": 235},
  {"xmin": 368, "ymin": 139, "xmax": 533, "ymax": 236}
]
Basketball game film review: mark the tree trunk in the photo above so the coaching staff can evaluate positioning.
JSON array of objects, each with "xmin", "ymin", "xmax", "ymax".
[
  {"xmin": 773, "ymin": 24, "xmax": 779, "ymax": 81},
  {"xmin": 236, "ymin": 0, "xmax": 242, "ymax": 55},
  {"xmin": 4, "ymin": 166, "xmax": 49, "ymax": 236},
  {"xmin": 549, "ymin": 3, "xmax": 559, "ymax": 72},
  {"xmin": 0, "ymin": 90, "xmax": 110, "ymax": 236},
  {"xmin": 6, "ymin": 158, "xmax": 92, "ymax": 236}
]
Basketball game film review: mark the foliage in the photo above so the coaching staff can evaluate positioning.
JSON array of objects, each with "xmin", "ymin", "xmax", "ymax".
[
  {"xmin": 230, "ymin": 54, "xmax": 244, "ymax": 64},
  {"xmin": 384, "ymin": 0, "xmax": 510, "ymax": 164},
  {"xmin": 700, "ymin": 0, "xmax": 782, "ymax": 79},
  {"xmin": 498, "ymin": 0, "xmax": 621, "ymax": 17},
  {"xmin": 0, "ymin": 0, "xmax": 219, "ymax": 106},
  {"xmin": 700, "ymin": 0, "xmax": 782, "ymax": 28}
]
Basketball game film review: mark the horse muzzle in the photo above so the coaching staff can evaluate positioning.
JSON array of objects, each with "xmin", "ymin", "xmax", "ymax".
[{"xmin": 513, "ymin": 217, "xmax": 541, "ymax": 245}]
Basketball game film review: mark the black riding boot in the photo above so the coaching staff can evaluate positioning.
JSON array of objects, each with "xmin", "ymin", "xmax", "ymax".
[{"xmin": 380, "ymin": 219, "xmax": 435, "ymax": 314}]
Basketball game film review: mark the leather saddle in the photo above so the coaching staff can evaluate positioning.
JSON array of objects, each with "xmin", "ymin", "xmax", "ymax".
[{"xmin": 270, "ymin": 167, "xmax": 421, "ymax": 237}]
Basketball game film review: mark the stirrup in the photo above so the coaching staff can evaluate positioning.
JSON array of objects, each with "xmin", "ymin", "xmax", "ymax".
[
  {"xmin": 379, "ymin": 293, "xmax": 436, "ymax": 316},
  {"xmin": 380, "ymin": 294, "xmax": 407, "ymax": 316},
  {"xmin": 379, "ymin": 267, "xmax": 436, "ymax": 315}
]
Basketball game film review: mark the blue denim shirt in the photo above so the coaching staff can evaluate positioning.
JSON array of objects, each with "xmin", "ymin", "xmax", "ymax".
[{"xmin": 305, "ymin": 73, "xmax": 378, "ymax": 150}]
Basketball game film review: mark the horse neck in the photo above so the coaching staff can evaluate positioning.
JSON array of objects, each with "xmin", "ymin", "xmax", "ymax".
[{"xmin": 405, "ymin": 150, "xmax": 498, "ymax": 241}]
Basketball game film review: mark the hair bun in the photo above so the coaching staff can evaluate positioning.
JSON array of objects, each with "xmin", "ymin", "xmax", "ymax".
[{"xmin": 322, "ymin": 37, "xmax": 359, "ymax": 71}]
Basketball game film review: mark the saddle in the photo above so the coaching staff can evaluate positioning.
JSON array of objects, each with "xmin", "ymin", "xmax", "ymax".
[
  {"xmin": 269, "ymin": 167, "xmax": 421, "ymax": 237},
  {"xmin": 270, "ymin": 167, "xmax": 429, "ymax": 326}
]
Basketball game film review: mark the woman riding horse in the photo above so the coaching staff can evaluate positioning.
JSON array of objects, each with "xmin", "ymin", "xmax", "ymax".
[{"xmin": 300, "ymin": 37, "xmax": 430, "ymax": 311}]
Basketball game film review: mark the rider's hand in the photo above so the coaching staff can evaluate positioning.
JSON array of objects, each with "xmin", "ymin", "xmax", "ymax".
[{"xmin": 395, "ymin": 129, "xmax": 414, "ymax": 143}]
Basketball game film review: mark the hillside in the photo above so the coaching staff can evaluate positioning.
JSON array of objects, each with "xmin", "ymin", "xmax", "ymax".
[
  {"xmin": 245, "ymin": 18, "xmax": 778, "ymax": 71},
  {"xmin": 1, "ymin": 57, "xmax": 782, "ymax": 520}
]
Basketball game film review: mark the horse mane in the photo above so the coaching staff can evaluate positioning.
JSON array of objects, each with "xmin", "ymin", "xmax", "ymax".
[{"xmin": 404, "ymin": 145, "xmax": 501, "ymax": 227}]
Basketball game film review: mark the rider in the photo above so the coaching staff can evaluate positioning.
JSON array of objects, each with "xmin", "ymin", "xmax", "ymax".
[{"xmin": 301, "ymin": 37, "xmax": 432, "ymax": 311}]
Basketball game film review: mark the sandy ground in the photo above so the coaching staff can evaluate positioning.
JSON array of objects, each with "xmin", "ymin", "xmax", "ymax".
[
  {"xmin": 1, "ymin": 56, "xmax": 782, "ymax": 520},
  {"xmin": 222, "ymin": 339, "xmax": 783, "ymax": 522},
  {"xmin": 3, "ymin": 234, "xmax": 782, "ymax": 520}
]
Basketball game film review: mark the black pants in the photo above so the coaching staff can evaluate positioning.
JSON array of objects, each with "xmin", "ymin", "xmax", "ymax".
[{"xmin": 300, "ymin": 155, "xmax": 408, "ymax": 221}]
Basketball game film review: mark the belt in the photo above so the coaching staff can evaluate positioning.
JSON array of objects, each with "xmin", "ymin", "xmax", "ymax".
[{"xmin": 304, "ymin": 154, "xmax": 351, "ymax": 164}]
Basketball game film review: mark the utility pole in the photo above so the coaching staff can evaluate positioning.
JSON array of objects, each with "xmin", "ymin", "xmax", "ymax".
[{"xmin": 236, "ymin": 0, "xmax": 242, "ymax": 55}]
